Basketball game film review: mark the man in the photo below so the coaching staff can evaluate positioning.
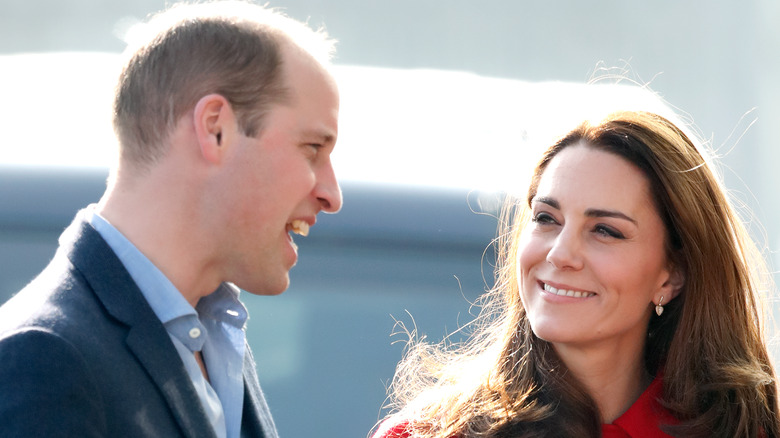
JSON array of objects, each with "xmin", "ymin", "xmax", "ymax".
[{"xmin": 0, "ymin": 1, "xmax": 341, "ymax": 437}]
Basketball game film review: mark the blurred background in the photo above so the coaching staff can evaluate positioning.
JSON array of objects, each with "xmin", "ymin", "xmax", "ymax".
[{"xmin": 1, "ymin": 1, "xmax": 779, "ymax": 437}]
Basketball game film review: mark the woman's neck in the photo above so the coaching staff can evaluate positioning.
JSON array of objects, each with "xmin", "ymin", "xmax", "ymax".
[{"xmin": 553, "ymin": 340, "xmax": 652, "ymax": 423}]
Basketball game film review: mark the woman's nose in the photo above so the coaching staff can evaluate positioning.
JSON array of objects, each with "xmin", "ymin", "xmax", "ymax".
[{"xmin": 546, "ymin": 228, "xmax": 584, "ymax": 270}]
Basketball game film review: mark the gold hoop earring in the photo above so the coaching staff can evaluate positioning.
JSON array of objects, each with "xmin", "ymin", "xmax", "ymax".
[{"xmin": 655, "ymin": 296, "xmax": 664, "ymax": 316}]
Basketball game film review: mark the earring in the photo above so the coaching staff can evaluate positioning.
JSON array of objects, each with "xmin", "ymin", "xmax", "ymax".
[{"xmin": 655, "ymin": 296, "xmax": 664, "ymax": 316}]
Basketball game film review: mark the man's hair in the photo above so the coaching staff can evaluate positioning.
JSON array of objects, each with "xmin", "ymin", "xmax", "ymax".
[{"xmin": 112, "ymin": 1, "xmax": 335, "ymax": 167}]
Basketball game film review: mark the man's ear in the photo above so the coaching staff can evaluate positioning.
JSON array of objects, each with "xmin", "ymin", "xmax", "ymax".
[{"xmin": 193, "ymin": 94, "xmax": 236, "ymax": 165}]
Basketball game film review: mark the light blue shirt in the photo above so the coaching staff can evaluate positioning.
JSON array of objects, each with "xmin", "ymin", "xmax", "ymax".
[{"xmin": 87, "ymin": 207, "xmax": 248, "ymax": 438}]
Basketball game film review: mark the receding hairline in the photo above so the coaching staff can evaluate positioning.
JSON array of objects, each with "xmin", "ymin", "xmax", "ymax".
[
  {"xmin": 111, "ymin": 0, "xmax": 337, "ymax": 170},
  {"xmin": 120, "ymin": 1, "xmax": 336, "ymax": 67}
]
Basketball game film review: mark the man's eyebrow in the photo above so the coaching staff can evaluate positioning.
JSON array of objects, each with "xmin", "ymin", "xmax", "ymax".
[
  {"xmin": 585, "ymin": 208, "xmax": 637, "ymax": 225},
  {"xmin": 304, "ymin": 129, "xmax": 336, "ymax": 145}
]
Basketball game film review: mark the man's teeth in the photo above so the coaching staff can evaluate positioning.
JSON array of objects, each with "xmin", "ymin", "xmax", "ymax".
[
  {"xmin": 290, "ymin": 220, "xmax": 310, "ymax": 237},
  {"xmin": 543, "ymin": 283, "xmax": 594, "ymax": 298}
]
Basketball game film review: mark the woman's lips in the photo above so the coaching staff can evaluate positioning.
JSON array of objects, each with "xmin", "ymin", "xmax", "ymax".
[{"xmin": 541, "ymin": 282, "xmax": 596, "ymax": 298}]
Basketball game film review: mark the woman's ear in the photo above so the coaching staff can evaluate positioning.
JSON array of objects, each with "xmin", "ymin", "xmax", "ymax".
[
  {"xmin": 659, "ymin": 263, "xmax": 685, "ymax": 304},
  {"xmin": 193, "ymin": 94, "xmax": 235, "ymax": 165}
]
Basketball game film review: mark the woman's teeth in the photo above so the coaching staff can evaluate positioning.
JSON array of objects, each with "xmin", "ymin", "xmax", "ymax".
[
  {"xmin": 290, "ymin": 220, "xmax": 310, "ymax": 237},
  {"xmin": 543, "ymin": 283, "xmax": 594, "ymax": 298}
]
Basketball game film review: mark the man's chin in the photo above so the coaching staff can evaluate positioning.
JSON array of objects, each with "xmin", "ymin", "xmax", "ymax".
[{"xmin": 240, "ymin": 275, "xmax": 290, "ymax": 297}]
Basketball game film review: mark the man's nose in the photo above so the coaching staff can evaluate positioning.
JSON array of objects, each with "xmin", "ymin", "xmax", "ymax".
[{"xmin": 315, "ymin": 162, "xmax": 342, "ymax": 213}]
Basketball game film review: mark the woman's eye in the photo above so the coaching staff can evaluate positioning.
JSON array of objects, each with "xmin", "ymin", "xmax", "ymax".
[
  {"xmin": 594, "ymin": 224, "xmax": 625, "ymax": 239},
  {"xmin": 532, "ymin": 212, "xmax": 557, "ymax": 225}
]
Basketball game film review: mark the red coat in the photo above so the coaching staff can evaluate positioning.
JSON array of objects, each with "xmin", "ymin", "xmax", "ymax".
[{"xmin": 373, "ymin": 378, "xmax": 676, "ymax": 438}]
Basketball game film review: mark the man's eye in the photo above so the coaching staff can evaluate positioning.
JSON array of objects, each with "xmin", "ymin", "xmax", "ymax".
[{"xmin": 304, "ymin": 144, "xmax": 322, "ymax": 157}]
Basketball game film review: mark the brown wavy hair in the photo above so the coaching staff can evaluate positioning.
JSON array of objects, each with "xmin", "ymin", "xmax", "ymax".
[{"xmin": 380, "ymin": 111, "xmax": 779, "ymax": 438}]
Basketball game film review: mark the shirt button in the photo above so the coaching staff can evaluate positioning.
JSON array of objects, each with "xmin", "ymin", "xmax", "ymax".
[{"xmin": 189, "ymin": 327, "xmax": 202, "ymax": 339}]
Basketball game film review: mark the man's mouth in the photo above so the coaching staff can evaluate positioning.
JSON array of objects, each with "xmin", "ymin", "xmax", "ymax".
[{"xmin": 289, "ymin": 219, "xmax": 310, "ymax": 237}]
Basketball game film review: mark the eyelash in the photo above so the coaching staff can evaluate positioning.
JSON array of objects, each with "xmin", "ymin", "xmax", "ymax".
[
  {"xmin": 531, "ymin": 212, "xmax": 557, "ymax": 225},
  {"xmin": 594, "ymin": 224, "xmax": 625, "ymax": 239},
  {"xmin": 532, "ymin": 211, "xmax": 626, "ymax": 239}
]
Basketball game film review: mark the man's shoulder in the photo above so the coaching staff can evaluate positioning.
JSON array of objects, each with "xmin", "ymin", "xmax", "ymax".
[
  {"xmin": 0, "ymin": 254, "xmax": 105, "ymax": 340},
  {"xmin": 0, "ymin": 210, "xmax": 133, "ymax": 336}
]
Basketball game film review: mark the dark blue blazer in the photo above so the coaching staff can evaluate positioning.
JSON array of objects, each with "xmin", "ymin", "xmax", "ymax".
[{"xmin": 0, "ymin": 214, "xmax": 279, "ymax": 438}]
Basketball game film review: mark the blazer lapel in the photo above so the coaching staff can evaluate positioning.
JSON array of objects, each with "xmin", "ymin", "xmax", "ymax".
[
  {"xmin": 63, "ymin": 215, "xmax": 217, "ymax": 438},
  {"xmin": 240, "ymin": 346, "xmax": 279, "ymax": 438},
  {"xmin": 125, "ymin": 324, "xmax": 216, "ymax": 438}
]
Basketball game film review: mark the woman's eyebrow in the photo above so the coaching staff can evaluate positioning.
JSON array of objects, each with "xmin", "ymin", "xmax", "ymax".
[
  {"xmin": 533, "ymin": 196, "xmax": 559, "ymax": 209},
  {"xmin": 534, "ymin": 196, "xmax": 637, "ymax": 224},
  {"xmin": 585, "ymin": 208, "xmax": 637, "ymax": 225}
]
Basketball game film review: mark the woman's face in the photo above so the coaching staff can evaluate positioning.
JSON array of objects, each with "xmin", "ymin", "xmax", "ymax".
[{"xmin": 517, "ymin": 144, "xmax": 676, "ymax": 352}]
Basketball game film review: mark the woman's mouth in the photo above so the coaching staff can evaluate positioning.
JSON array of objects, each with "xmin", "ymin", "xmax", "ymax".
[{"xmin": 542, "ymin": 282, "xmax": 595, "ymax": 298}]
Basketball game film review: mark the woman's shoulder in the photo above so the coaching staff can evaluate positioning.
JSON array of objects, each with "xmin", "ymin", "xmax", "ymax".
[
  {"xmin": 371, "ymin": 418, "xmax": 412, "ymax": 438},
  {"xmin": 371, "ymin": 418, "xmax": 458, "ymax": 438}
]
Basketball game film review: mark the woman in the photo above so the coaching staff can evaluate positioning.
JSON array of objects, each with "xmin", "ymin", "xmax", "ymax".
[{"xmin": 372, "ymin": 111, "xmax": 779, "ymax": 437}]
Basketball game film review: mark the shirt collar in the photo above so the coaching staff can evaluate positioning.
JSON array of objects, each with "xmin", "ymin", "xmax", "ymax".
[
  {"xmin": 197, "ymin": 282, "xmax": 248, "ymax": 330},
  {"xmin": 87, "ymin": 206, "xmax": 195, "ymax": 325}
]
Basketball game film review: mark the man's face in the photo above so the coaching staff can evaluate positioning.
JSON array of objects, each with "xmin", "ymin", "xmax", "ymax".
[{"xmin": 216, "ymin": 46, "xmax": 341, "ymax": 295}]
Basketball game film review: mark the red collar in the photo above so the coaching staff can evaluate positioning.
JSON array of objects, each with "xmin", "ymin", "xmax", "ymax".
[{"xmin": 601, "ymin": 377, "xmax": 678, "ymax": 438}]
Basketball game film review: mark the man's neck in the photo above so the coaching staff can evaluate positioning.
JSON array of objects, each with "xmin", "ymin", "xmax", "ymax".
[{"xmin": 96, "ymin": 166, "xmax": 221, "ymax": 307}]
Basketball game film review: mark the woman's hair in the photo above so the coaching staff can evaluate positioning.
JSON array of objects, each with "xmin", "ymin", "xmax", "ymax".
[{"xmin": 381, "ymin": 111, "xmax": 779, "ymax": 438}]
